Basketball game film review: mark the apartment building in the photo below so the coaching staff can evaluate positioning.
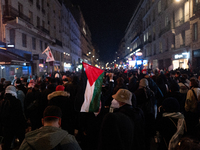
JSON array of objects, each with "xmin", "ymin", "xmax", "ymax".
[
  {"xmin": 0, "ymin": 0, "xmax": 93, "ymax": 80},
  {"xmin": 123, "ymin": 0, "xmax": 194, "ymax": 71}
]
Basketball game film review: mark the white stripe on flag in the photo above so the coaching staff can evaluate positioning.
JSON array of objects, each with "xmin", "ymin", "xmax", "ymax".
[{"xmin": 81, "ymin": 80, "xmax": 95, "ymax": 112}]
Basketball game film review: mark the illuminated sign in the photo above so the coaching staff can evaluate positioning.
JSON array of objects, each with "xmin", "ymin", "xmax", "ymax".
[
  {"xmin": 137, "ymin": 60, "xmax": 142, "ymax": 65},
  {"xmin": 64, "ymin": 63, "xmax": 71, "ymax": 68},
  {"xmin": 136, "ymin": 52, "xmax": 143, "ymax": 56},
  {"xmin": 143, "ymin": 60, "xmax": 148, "ymax": 66},
  {"xmin": 174, "ymin": 52, "xmax": 189, "ymax": 59},
  {"xmin": 129, "ymin": 60, "xmax": 136, "ymax": 67},
  {"xmin": 39, "ymin": 64, "xmax": 44, "ymax": 67}
]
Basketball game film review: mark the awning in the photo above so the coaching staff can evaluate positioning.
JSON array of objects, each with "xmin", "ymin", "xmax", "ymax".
[{"xmin": 0, "ymin": 50, "xmax": 30, "ymax": 65}]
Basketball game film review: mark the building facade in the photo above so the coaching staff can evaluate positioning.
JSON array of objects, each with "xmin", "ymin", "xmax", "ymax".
[
  {"xmin": 123, "ymin": 0, "xmax": 195, "ymax": 71},
  {"xmin": 0, "ymin": 0, "xmax": 93, "ymax": 80}
]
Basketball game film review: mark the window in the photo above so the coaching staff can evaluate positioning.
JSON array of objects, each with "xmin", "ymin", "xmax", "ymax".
[
  {"xmin": 154, "ymin": 44, "xmax": 156, "ymax": 54},
  {"xmin": 181, "ymin": 30, "xmax": 185, "ymax": 45},
  {"xmin": 159, "ymin": 41, "xmax": 163, "ymax": 53},
  {"xmin": 193, "ymin": 23, "xmax": 198, "ymax": 41},
  {"xmin": 42, "ymin": 20, "xmax": 45, "ymax": 28},
  {"xmin": 166, "ymin": 38, "xmax": 169, "ymax": 50},
  {"xmin": 40, "ymin": 40, "xmax": 43, "ymax": 51},
  {"xmin": 158, "ymin": 0, "xmax": 161, "ymax": 14},
  {"xmin": 29, "ymin": 11, "xmax": 33, "ymax": 24},
  {"xmin": 32, "ymin": 37, "xmax": 36, "ymax": 50},
  {"xmin": 22, "ymin": 33, "xmax": 27, "ymax": 47},
  {"xmin": 165, "ymin": 16, "xmax": 169, "ymax": 26},
  {"xmin": 37, "ymin": 16, "xmax": 40, "ymax": 27},
  {"xmin": 10, "ymin": 29, "xmax": 15, "ymax": 45},
  {"xmin": 45, "ymin": 43, "xmax": 48, "ymax": 49},
  {"xmin": 153, "ymin": 10, "xmax": 155, "ymax": 21},
  {"xmin": 144, "ymin": 34, "xmax": 146, "ymax": 42},
  {"xmin": 18, "ymin": 2, "xmax": 23, "ymax": 14}
]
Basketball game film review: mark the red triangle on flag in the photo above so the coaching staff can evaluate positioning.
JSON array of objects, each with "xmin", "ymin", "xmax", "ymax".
[{"xmin": 83, "ymin": 62, "xmax": 104, "ymax": 86}]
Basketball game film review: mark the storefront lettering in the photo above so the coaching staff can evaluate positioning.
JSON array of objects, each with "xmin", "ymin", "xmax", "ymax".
[{"xmin": 175, "ymin": 54, "xmax": 183, "ymax": 59}]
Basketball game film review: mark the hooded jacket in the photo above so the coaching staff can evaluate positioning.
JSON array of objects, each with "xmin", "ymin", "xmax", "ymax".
[
  {"xmin": 19, "ymin": 126, "xmax": 81, "ymax": 150},
  {"xmin": 48, "ymin": 91, "xmax": 74, "ymax": 134}
]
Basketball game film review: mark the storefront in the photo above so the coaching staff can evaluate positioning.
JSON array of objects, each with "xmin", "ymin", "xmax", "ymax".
[
  {"xmin": 64, "ymin": 62, "xmax": 72, "ymax": 72},
  {"xmin": 172, "ymin": 53, "xmax": 189, "ymax": 70},
  {"xmin": 38, "ymin": 59, "xmax": 48, "ymax": 76}
]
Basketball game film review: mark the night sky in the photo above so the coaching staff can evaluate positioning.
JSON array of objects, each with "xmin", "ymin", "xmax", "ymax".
[{"xmin": 70, "ymin": 0, "xmax": 140, "ymax": 63}]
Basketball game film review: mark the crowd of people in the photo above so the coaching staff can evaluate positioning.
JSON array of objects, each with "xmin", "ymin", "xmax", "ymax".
[{"xmin": 0, "ymin": 69, "xmax": 200, "ymax": 150}]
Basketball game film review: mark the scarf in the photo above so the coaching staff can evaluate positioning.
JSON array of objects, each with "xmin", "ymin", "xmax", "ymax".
[{"xmin": 163, "ymin": 112, "xmax": 185, "ymax": 150}]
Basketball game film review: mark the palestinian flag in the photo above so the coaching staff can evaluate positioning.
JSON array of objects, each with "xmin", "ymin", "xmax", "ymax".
[{"xmin": 75, "ymin": 62, "xmax": 104, "ymax": 112}]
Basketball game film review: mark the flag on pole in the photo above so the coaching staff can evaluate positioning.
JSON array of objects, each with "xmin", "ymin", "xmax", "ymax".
[
  {"xmin": 75, "ymin": 62, "xmax": 104, "ymax": 112},
  {"xmin": 42, "ymin": 46, "xmax": 55, "ymax": 62}
]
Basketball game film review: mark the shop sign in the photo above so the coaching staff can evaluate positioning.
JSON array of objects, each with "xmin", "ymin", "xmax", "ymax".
[
  {"xmin": 64, "ymin": 63, "xmax": 71, "ymax": 68},
  {"xmin": 137, "ymin": 60, "xmax": 142, "ymax": 65},
  {"xmin": 136, "ymin": 52, "xmax": 143, "ymax": 56},
  {"xmin": 33, "ymin": 54, "xmax": 39, "ymax": 60},
  {"xmin": 174, "ymin": 53, "xmax": 189, "ymax": 59}
]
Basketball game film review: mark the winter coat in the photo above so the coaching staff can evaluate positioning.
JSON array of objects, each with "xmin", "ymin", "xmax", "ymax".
[
  {"xmin": 98, "ymin": 112, "xmax": 134, "ymax": 150},
  {"xmin": 0, "ymin": 93, "xmax": 25, "ymax": 130},
  {"xmin": 19, "ymin": 126, "xmax": 81, "ymax": 150},
  {"xmin": 48, "ymin": 91, "xmax": 75, "ymax": 134},
  {"xmin": 24, "ymin": 88, "xmax": 42, "ymax": 118},
  {"xmin": 185, "ymin": 87, "xmax": 200, "ymax": 113},
  {"xmin": 114, "ymin": 104, "xmax": 145, "ymax": 150}
]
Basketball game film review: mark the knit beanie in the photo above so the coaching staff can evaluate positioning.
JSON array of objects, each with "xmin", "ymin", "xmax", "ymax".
[
  {"xmin": 162, "ymin": 97, "xmax": 180, "ymax": 112},
  {"xmin": 56, "ymin": 85, "xmax": 65, "ymax": 91}
]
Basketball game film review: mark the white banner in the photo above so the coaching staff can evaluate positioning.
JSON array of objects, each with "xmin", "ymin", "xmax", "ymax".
[{"xmin": 42, "ymin": 46, "xmax": 55, "ymax": 62}]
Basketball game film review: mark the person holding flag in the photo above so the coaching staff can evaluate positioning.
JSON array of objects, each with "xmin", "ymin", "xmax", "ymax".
[{"xmin": 42, "ymin": 46, "xmax": 55, "ymax": 62}]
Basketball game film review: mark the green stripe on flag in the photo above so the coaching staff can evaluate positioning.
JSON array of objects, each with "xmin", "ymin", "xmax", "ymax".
[{"xmin": 89, "ymin": 72, "xmax": 104, "ymax": 112}]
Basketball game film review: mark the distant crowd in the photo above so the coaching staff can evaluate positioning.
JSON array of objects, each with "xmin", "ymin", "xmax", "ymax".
[{"xmin": 0, "ymin": 68, "xmax": 200, "ymax": 150}]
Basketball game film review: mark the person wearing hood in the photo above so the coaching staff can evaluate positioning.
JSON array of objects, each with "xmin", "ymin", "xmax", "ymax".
[
  {"xmin": 0, "ymin": 85, "xmax": 26, "ymax": 149},
  {"xmin": 48, "ymin": 85, "xmax": 74, "ymax": 135},
  {"xmin": 25, "ymin": 84, "xmax": 42, "ymax": 130},
  {"xmin": 112, "ymin": 89, "xmax": 145, "ymax": 150},
  {"xmin": 19, "ymin": 105, "xmax": 81, "ymax": 150},
  {"xmin": 134, "ymin": 78, "xmax": 156, "ymax": 150}
]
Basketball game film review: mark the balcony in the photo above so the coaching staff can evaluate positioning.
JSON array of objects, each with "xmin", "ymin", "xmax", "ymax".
[
  {"xmin": 159, "ymin": 21, "xmax": 171, "ymax": 37},
  {"xmin": 3, "ymin": 5, "xmax": 30, "ymax": 24},
  {"xmin": 37, "ymin": 26, "xmax": 49, "ymax": 35}
]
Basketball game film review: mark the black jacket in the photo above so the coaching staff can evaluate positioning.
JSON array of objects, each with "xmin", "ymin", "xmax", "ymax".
[{"xmin": 114, "ymin": 104, "xmax": 146, "ymax": 150}]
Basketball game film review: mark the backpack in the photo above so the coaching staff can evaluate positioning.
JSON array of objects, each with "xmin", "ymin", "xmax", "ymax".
[
  {"xmin": 142, "ymin": 87, "xmax": 155, "ymax": 115},
  {"xmin": 26, "ymin": 99, "xmax": 39, "ymax": 115}
]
